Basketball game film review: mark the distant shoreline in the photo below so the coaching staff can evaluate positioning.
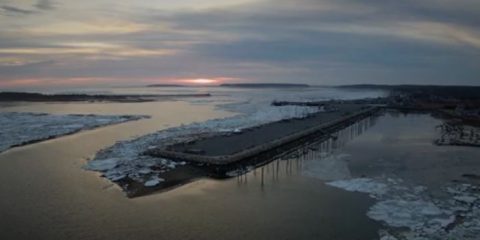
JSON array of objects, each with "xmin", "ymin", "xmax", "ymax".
[
  {"xmin": 145, "ymin": 83, "xmax": 312, "ymax": 88},
  {"xmin": 219, "ymin": 83, "xmax": 310, "ymax": 88},
  {"xmin": 335, "ymin": 84, "xmax": 480, "ymax": 98},
  {"xmin": 0, "ymin": 92, "xmax": 211, "ymax": 103},
  {"xmin": 146, "ymin": 84, "xmax": 185, "ymax": 87}
]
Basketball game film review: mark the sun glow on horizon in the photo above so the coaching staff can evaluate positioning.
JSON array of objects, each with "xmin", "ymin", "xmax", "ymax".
[{"xmin": 183, "ymin": 78, "xmax": 218, "ymax": 84}]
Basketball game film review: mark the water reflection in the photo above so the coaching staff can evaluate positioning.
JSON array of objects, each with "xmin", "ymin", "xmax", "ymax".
[
  {"xmin": 234, "ymin": 116, "xmax": 377, "ymax": 191},
  {"xmin": 0, "ymin": 99, "xmax": 384, "ymax": 240}
]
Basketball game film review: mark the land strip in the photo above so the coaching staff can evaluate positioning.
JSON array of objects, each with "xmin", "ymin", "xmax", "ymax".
[{"xmin": 0, "ymin": 92, "xmax": 211, "ymax": 103}]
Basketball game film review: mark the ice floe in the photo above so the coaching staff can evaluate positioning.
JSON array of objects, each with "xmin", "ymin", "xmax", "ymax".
[
  {"xmin": 367, "ymin": 199, "xmax": 444, "ymax": 229},
  {"xmin": 86, "ymin": 158, "xmax": 119, "ymax": 171},
  {"xmin": 453, "ymin": 195, "xmax": 477, "ymax": 204},
  {"xmin": 0, "ymin": 112, "xmax": 147, "ymax": 153},
  {"xmin": 378, "ymin": 230, "xmax": 398, "ymax": 240},
  {"xmin": 144, "ymin": 176, "xmax": 164, "ymax": 187},
  {"xmin": 326, "ymin": 177, "xmax": 480, "ymax": 239},
  {"xmin": 327, "ymin": 178, "xmax": 388, "ymax": 197}
]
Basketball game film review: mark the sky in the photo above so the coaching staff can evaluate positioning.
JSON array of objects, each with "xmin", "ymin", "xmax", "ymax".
[{"xmin": 0, "ymin": 0, "xmax": 479, "ymax": 88}]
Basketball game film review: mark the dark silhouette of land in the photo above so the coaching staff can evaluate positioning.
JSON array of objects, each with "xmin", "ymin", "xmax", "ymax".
[
  {"xmin": 146, "ymin": 84, "xmax": 185, "ymax": 87},
  {"xmin": 338, "ymin": 84, "xmax": 480, "ymax": 100},
  {"xmin": 220, "ymin": 83, "xmax": 310, "ymax": 88},
  {"xmin": 0, "ymin": 92, "xmax": 211, "ymax": 102}
]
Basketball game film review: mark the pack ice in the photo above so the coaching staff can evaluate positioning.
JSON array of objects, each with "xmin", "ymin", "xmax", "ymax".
[{"xmin": 0, "ymin": 112, "xmax": 147, "ymax": 153}]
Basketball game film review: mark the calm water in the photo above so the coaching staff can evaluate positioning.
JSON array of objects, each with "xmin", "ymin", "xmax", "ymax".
[
  {"xmin": 336, "ymin": 111, "xmax": 480, "ymax": 192},
  {"xmin": 0, "ymin": 100, "xmax": 380, "ymax": 240},
  {"xmin": 1, "ymin": 91, "xmax": 478, "ymax": 239}
]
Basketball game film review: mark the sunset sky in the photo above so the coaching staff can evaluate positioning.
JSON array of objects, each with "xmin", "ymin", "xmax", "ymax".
[{"xmin": 0, "ymin": 0, "xmax": 479, "ymax": 88}]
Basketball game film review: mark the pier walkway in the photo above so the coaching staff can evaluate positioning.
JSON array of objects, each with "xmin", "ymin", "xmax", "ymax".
[{"xmin": 148, "ymin": 104, "xmax": 380, "ymax": 165}]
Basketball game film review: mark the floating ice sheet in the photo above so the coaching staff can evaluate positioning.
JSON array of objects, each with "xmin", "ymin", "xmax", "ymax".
[
  {"xmin": 0, "ymin": 112, "xmax": 147, "ymax": 153},
  {"xmin": 326, "ymin": 178, "xmax": 388, "ymax": 197},
  {"xmin": 326, "ymin": 177, "xmax": 480, "ymax": 240}
]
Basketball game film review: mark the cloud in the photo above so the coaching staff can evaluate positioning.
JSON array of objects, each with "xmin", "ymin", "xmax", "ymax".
[
  {"xmin": 305, "ymin": 21, "xmax": 480, "ymax": 49},
  {"xmin": 0, "ymin": 0, "xmax": 479, "ymax": 86},
  {"xmin": 23, "ymin": 21, "xmax": 150, "ymax": 35},
  {"xmin": 0, "ymin": 58, "xmax": 53, "ymax": 67},
  {"xmin": 0, "ymin": 5, "xmax": 35, "ymax": 15},
  {"xmin": 0, "ymin": 0, "xmax": 55, "ymax": 16},
  {"xmin": 0, "ymin": 42, "xmax": 174, "ymax": 59},
  {"xmin": 150, "ymin": 0, "xmax": 480, "ymax": 49},
  {"xmin": 0, "ymin": 0, "xmax": 55, "ymax": 15},
  {"xmin": 34, "ymin": 0, "xmax": 55, "ymax": 10}
]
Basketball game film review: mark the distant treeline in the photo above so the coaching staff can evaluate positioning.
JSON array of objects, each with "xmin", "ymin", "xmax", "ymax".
[
  {"xmin": 145, "ymin": 83, "xmax": 311, "ymax": 88},
  {"xmin": 339, "ymin": 84, "xmax": 480, "ymax": 100},
  {"xmin": 0, "ymin": 92, "xmax": 120, "ymax": 102},
  {"xmin": 220, "ymin": 83, "xmax": 310, "ymax": 88},
  {"xmin": 0, "ymin": 92, "xmax": 211, "ymax": 102},
  {"xmin": 146, "ymin": 84, "xmax": 185, "ymax": 87}
]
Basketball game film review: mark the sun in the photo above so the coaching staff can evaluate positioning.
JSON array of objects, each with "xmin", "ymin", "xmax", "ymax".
[{"xmin": 186, "ymin": 78, "xmax": 218, "ymax": 84}]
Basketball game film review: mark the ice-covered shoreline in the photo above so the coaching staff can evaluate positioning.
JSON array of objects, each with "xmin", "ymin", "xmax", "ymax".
[{"xmin": 0, "ymin": 112, "xmax": 148, "ymax": 153}]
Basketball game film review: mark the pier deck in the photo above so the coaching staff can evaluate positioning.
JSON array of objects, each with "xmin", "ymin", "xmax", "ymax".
[{"xmin": 147, "ymin": 104, "xmax": 380, "ymax": 165}]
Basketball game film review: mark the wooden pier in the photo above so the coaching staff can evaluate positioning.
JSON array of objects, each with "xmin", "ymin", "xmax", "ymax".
[{"xmin": 147, "ymin": 105, "xmax": 381, "ymax": 166}]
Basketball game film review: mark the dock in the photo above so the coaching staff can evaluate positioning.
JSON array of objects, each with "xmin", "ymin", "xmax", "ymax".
[{"xmin": 147, "ymin": 104, "xmax": 381, "ymax": 167}]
